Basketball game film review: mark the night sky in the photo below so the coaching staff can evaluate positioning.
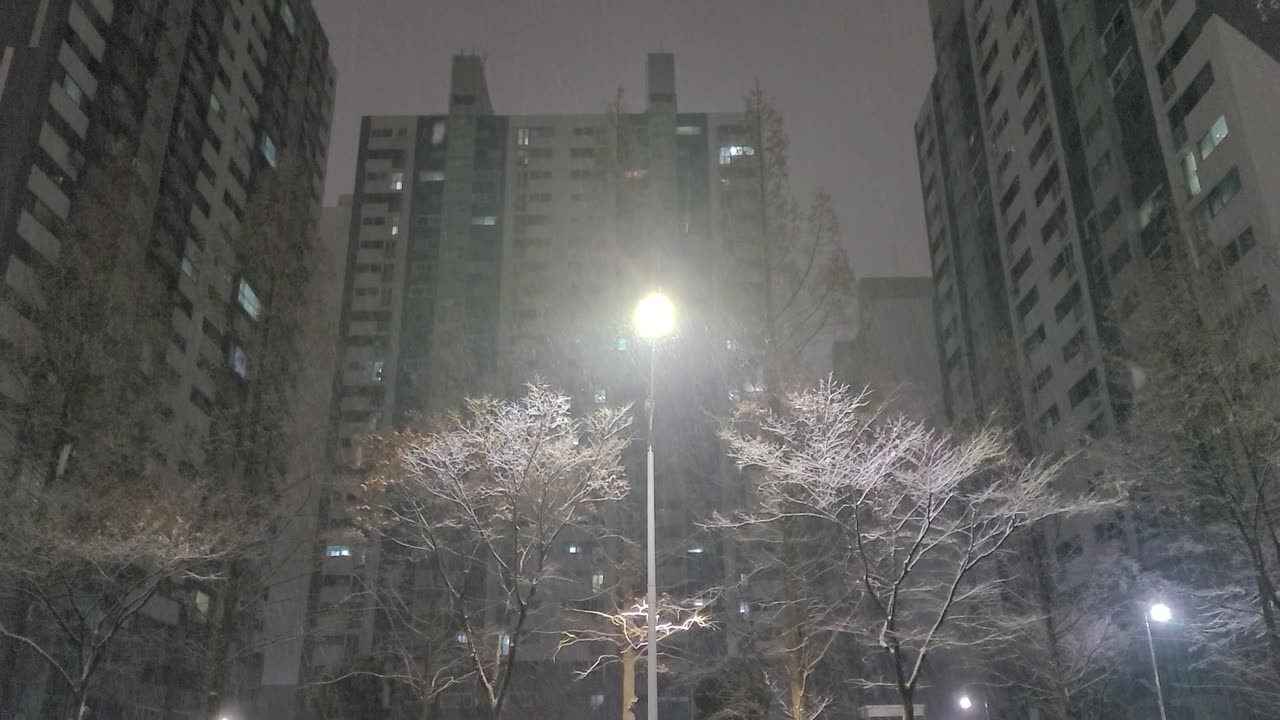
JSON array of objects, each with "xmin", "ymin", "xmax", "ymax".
[{"xmin": 312, "ymin": 0, "xmax": 937, "ymax": 277}]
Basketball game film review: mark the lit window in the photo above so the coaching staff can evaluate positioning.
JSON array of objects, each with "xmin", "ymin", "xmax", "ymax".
[
  {"xmin": 419, "ymin": 170, "xmax": 445, "ymax": 182},
  {"xmin": 676, "ymin": 125, "xmax": 702, "ymax": 135},
  {"xmin": 567, "ymin": 543, "xmax": 580, "ymax": 555},
  {"xmin": 592, "ymin": 572, "xmax": 605, "ymax": 592},
  {"xmin": 227, "ymin": 345, "xmax": 248, "ymax": 378},
  {"xmin": 590, "ymin": 694, "xmax": 605, "ymax": 710},
  {"xmin": 472, "ymin": 216, "xmax": 496, "ymax": 226},
  {"xmin": 371, "ymin": 360, "xmax": 385, "ymax": 382},
  {"xmin": 455, "ymin": 632, "xmax": 468, "ymax": 644},
  {"xmin": 688, "ymin": 546, "xmax": 704, "ymax": 555},
  {"xmin": 326, "ymin": 545, "xmax": 352, "ymax": 558},
  {"xmin": 194, "ymin": 590, "xmax": 211, "ymax": 621},
  {"xmin": 431, "ymin": 121, "xmax": 446, "ymax": 145},
  {"xmin": 738, "ymin": 600, "xmax": 750, "ymax": 616},
  {"xmin": 181, "ymin": 256, "xmax": 197, "ymax": 280},
  {"xmin": 517, "ymin": 128, "xmax": 530, "ymax": 146},
  {"xmin": 260, "ymin": 133, "xmax": 278, "ymax": 167},
  {"xmin": 616, "ymin": 336, "xmax": 628, "ymax": 351},
  {"xmin": 691, "ymin": 598, "xmax": 707, "ymax": 608},
  {"xmin": 498, "ymin": 633, "xmax": 511, "ymax": 655},
  {"xmin": 593, "ymin": 388, "xmax": 607, "ymax": 404},
  {"xmin": 1199, "ymin": 115, "xmax": 1228, "ymax": 160},
  {"xmin": 1182, "ymin": 152, "xmax": 1201, "ymax": 195},
  {"xmin": 237, "ymin": 278, "xmax": 262, "ymax": 320},
  {"xmin": 390, "ymin": 171, "xmax": 404, "ymax": 191},
  {"xmin": 280, "ymin": 3, "xmax": 297, "ymax": 35},
  {"xmin": 390, "ymin": 223, "xmax": 399, "ymax": 235},
  {"xmin": 718, "ymin": 145, "xmax": 755, "ymax": 165}
]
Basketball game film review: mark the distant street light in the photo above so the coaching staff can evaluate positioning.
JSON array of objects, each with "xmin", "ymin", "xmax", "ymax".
[
  {"xmin": 957, "ymin": 693, "xmax": 990, "ymax": 720},
  {"xmin": 1145, "ymin": 602, "xmax": 1173, "ymax": 720},
  {"xmin": 634, "ymin": 291, "xmax": 675, "ymax": 720}
]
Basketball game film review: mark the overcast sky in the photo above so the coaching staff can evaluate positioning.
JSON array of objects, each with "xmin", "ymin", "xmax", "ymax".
[{"xmin": 312, "ymin": 0, "xmax": 936, "ymax": 277}]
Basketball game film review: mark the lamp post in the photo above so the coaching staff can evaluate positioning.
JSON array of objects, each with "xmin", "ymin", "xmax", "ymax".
[
  {"xmin": 1145, "ymin": 602, "xmax": 1172, "ymax": 720},
  {"xmin": 634, "ymin": 292, "xmax": 675, "ymax": 720},
  {"xmin": 957, "ymin": 693, "xmax": 991, "ymax": 720}
]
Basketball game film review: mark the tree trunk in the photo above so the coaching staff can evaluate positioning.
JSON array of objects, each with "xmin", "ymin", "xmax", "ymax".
[
  {"xmin": 899, "ymin": 686, "xmax": 915, "ymax": 720},
  {"xmin": 622, "ymin": 645, "xmax": 637, "ymax": 720},
  {"xmin": 788, "ymin": 670, "xmax": 805, "ymax": 720},
  {"xmin": 203, "ymin": 561, "xmax": 243, "ymax": 719}
]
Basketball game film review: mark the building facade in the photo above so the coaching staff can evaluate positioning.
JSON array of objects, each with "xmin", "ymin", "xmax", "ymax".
[
  {"xmin": 312, "ymin": 52, "xmax": 772, "ymax": 719},
  {"xmin": 916, "ymin": 0, "xmax": 1280, "ymax": 716},
  {"xmin": 0, "ymin": 1, "xmax": 334, "ymax": 717}
]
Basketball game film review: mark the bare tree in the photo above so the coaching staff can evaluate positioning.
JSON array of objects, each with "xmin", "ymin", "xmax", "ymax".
[
  {"xmin": 719, "ymin": 378, "xmax": 1112, "ymax": 720},
  {"xmin": 0, "ymin": 158, "xmax": 253, "ymax": 720},
  {"xmin": 1100, "ymin": 240, "xmax": 1280, "ymax": 711},
  {"xmin": 356, "ymin": 382, "xmax": 632, "ymax": 719}
]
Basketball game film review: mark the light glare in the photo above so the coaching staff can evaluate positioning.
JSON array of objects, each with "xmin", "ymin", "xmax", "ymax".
[
  {"xmin": 634, "ymin": 293, "xmax": 676, "ymax": 340},
  {"xmin": 1150, "ymin": 603, "xmax": 1173, "ymax": 623},
  {"xmin": 958, "ymin": 696, "xmax": 973, "ymax": 710}
]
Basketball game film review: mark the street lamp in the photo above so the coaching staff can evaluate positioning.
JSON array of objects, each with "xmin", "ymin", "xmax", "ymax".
[
  {"xmin": 1145, "ymin": 602, "xmax": 1172, "ymax": 720},
  {"xmin": 634, "ymin": 291, "xmax": 675, "ymax": 720},
  {"xmin": 957, "ymin": 693, "xmax": 990, "ymax": 720}
]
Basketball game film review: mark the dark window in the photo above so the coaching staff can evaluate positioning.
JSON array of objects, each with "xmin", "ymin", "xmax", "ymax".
[
  {"xmin": 1055, "ymin": 284, "xmax": 1082, "ymax": 323},
  {"xmin": 1108, "ymin": 242, "xmax": 1132, "ymax": 274},
  {"xmin": 1011, "ymin": 249, "xmax": 1032, "ymax": 282},
  {"xmin": 1033, "ymin": 366, "xmax": 1053, "ymax": 391},
  {"xmin": 189, "ymin": 388, "xmax": 214, "ymax": 415},
  {"xmin": 1169, "ymin": 63, "xmax": 1214, "ymax": 137},
  {"xmin": 1000, "ymin": 179, "xmax": 1021, "ymax": 215},
  {"xmin": 1068, "ymin": 369, "xmax": 1100, "ymax": 408},
  {"xmin": 1017, "ymin": 286, "xmax": 1040, "ymax": 319},
  {"xmin": 1023, "ymin": 324, "xmax": 1046, "ymax": 355},
  {"xmin": 1062, "ymin": 328, "xmax": 1087, "ymax": 362},
  {"xmin": 1098, "ymin": 197, "xmax": 1122, "ymax": 231}
]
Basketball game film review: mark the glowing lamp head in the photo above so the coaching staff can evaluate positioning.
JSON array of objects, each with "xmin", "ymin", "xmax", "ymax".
[
  {"xmin": 958, "ymin": 696, "xmax": 973, "ymax": 711},
  {"xmin": 1149, "ymin": 603, "xmax": 1173, "ymax": 623},
  {"xmin": 634, "ymin": 292, "xmax": 676, "ymax": 340}
]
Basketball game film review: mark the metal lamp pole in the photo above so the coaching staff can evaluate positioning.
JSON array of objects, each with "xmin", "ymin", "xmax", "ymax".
[
  {"xmin": 1145, "ymin": 604, "xmax": 1172, "ymax": 720},
  {"xmin": 634, "ymin": 292, "xmax": 674, "ymax": 720}
]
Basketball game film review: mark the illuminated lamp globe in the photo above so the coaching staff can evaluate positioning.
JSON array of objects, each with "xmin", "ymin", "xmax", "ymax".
[
  {"xmin": 634, "ymin": 292, "xmax": 676, "ymax": 340},
  {"xmin": 1149, "ymin": 603, "xmax": 1173, "ymax": 623}
]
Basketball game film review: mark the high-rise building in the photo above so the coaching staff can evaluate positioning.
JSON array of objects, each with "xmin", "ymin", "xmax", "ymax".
[
  {"xmin": 833, "ymin": 276, "xmax": 945, "ymax": 423},
  {"xmin": 916, "ymin": 0, "xmax": 1280, "ymax": 714},
  {"xmin": 315, "ymin": 52, "xmax": 770, "ymax": 719},
  {"xmin": 0, "ymin": 1, "xmax": 334, "ymax": 717},
  {"xmin": 917, "ymin": 0, "xmax": 1280, "ymax": 449}
]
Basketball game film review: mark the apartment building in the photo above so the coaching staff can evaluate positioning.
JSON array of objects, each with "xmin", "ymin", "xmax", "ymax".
[
  {"xmin": 312, "ymin": 52, "xmax": 769, "ymax": 719},
  {"xmin": 0, "ymin": 1, "xmax": 334, "ymax": 717}
]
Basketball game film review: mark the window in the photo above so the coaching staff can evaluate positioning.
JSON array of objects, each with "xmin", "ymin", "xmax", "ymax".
[
  {"xmin": 570, "ymin": 147, "xmax": 596, "ymax": 159},
  {"xmin": 718, "ymin": 145, "xmax": 755, "ymax": 165},
  {"xmin": 592, "ymin": 572, "xmax": 605, "ymax": 592},
  {"xmin": 280, "ymin": 2, "xmax": 297, "ymax": 35},
  {"xmin": 1010, "ymin": 249, "xmax": 1032, "ymax": 282},
  {"xmin": 1050, "ymin": 246, "xmax": 1073, "ymax": 279},
  {"xmin": 259, "ymin": 133, "xmax": 278, "ymax": 167},
  {"xmin": 1068, "ymin": 369, "xmax": 1099, "ymax": 408},
  {"xmin": 593, "ymin": 388, "xmax": 607, "ymax": 404},
  {"xmin": 1201, "ymin": 168, "xmax": 1241, "ymax": 220},
  {"xmin": 1023, "ymin": 324, "xmax": 1046, "ymax": 355},
  {"xmin": 430, "ymin": 121, "xmax": 446, "ymax": 144},
  {"xmin": 590, "ymin": 694, "xmax": 605, "ymax": 710},
  {"xmin": 326, "ymin": 545, "xmax": 352, "ymax": 558},
  {"xmin": 739, "ymin": 600, "xmax": 751, "ymax": 616},
  {"xmin": 1006, "ymin": 212, "xmax": 1027, "ymax": 245},
  {"xmin": 1090, "ymin": 151, "xmax": 1113, "ymax": 187},
  {"xmin": 999, "ymin": 179, "xmax": 1021, "ymax": 216},
  {"xmin": 1098, "ymin": 197, "xmax": 1122, "ymax": 231},
  {"xmin": 237, "ymin": 278, "xmax": 262, "ymax": 320},
  {"xmin": 1083, "ymin": 110, "xmax": 1103, "ymax": 144},
  {"xmin": 471, "ymin": 215, "xmax": 496, "ymax": 226},
  {"xmin": 1063, "ymin": 328, "xmax": 1087, "ymax": 362},
  {"xmin": 1038, "ymin": 404, "xmax": 1061, "ymax": 432},
  {"xmin": 688, "ymin": 545, "xmax": 705, "ymax": 555},
  {"xmin": 1109, "ymin": 242, "xmax": 1132, "ymax": 274},
  {"xmin": 566, "ymin": 543, "xmax": 580, "ymax": 555},
  {"xmin": 1182, "ymin": 152, "xmax": 1201, "ymax": 195},
  {"xmin": 189, "ymin": 388, "xmax": 213, "ymax": 416},
  {"xmin": 1017, "ymin": 286, "xmax": 1040, "ymax": 319},
  {"xmin": 1029, "ymin": 128, "xmax": 1054, "ymax": 167},
  {"xmin": 499, "ymin": 633, "xmax": 512, "ymax": 656},
  {"xmin": 390, "ymin": 171, "xmax": 404, "ymax": 190},
  {"xmin": 1199, "ymin": 115, "xmax": 1228, "ymax": 160},
  {"xmin": 1022, "ymin": 91, "xmax": 1047, "ymax": 133},
  {"xmin": 1055, "ymin": 284, "xmax": 1083, "ymax": 323},
  {"xmin": 1034, "ymin": 165, "xmax": 1061, "ymax": 206},
  {"xmin": 1169, "ymin": 63, "xmax": 1214, "ymax": 139},
  {"xmin": 516, "ymin": 127, "xmax": 530, "ymax": 146},
  {"xmin": 1107, "ymin": 50, "xmax": 1136, "ymax": 94},
  {"xmin": 1033, "ymin": 366, "xmax": 1053, "ymax": 392},
  {"xmin": 228, "ymin": 345, "xmax": 248, "ymax": 378}
]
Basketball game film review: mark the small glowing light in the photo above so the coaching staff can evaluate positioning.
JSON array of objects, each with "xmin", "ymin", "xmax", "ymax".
[
  {"xmin": 1150, "ymin": 603, "xmax": 1173, "ymax": 623},
  {"xmin": 958, "ymin": 696, "xmax": 973, "ymax": 710},
  {"xmin": 634, "ymin": 292, "xmax": 675, "ymax": 340}
]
